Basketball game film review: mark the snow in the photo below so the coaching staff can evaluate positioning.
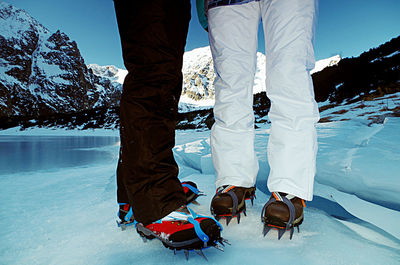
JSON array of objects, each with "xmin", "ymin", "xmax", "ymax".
[
  {"xmin": 87, "ymin": 64, "xmax": 127, "ymax": 85},
  {"xmin": 182, "ymin": 46, "xmax": 212, "ymax": 72},
  {"xmin": 0, "ymin": 2, "xmax": 49, "ymax": 39},
  {"xmin": 37, "ymin": 62, "xmax": 66, "ymax": 80},
  {"xmin": 371, "ymin": 50, "xmax": 400, "ymax": 63},
  {"xmin": 310, "ymin": 55, "xmax": 341, "ymax": 74},
  {"xmin": 1, "ymin": 96, "xmax": 400, "ymax": 264},
  {"xmin": 385, "ymin": 50, "xmax": 400, "ymax": 59},
  {"xmin": 178, "ymin": 94, "xmax": 215, "ymax": 113},
  {"xmin": 115, "ymin": 69, "xmax": 128, "ymax": 84},
  {"xmin": 253, "ymin": 52, "xmax": 267, "ymax": 94}
]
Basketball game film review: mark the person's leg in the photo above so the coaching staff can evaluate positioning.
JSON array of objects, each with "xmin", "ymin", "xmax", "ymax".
[
  {"xmin": 261, "ymin": 0, "xmax": 319, "ymax": 201},
  {"xmin": 114, "ymin": 0, "xmax": 190, "ymax": 225},
  {"xmin": 208, "ymin": 1, "xmax": 261, "ymax": 189}
]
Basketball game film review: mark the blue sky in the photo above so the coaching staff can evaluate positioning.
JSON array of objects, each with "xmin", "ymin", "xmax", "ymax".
[{"xmin": 4, "ymin": 0, "xmax": 400, "ymax": 69}]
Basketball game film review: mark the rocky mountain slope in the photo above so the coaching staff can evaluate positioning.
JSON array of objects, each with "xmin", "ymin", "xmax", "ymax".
[{"xmin": 0, "ymin": 2, "xmax": 121, "ymax": 118}]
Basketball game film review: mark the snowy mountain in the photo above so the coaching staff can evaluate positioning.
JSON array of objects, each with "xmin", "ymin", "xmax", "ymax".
[
  {"xmin": 0, "ymin": 2, "xmax": 120, "ymax": 117},
  {"xmin": 87, "ymin": 64, "xmax": 127, "ymax": 86},
  {"xmin": 86, "ymin": 64, "xmax": 126, "ymax": 107},
  {"xmin": 310, "ymin": 55, "xmax": 341, "ymax": 74},
  {"xmin": 179, "ymin": 47, "xmax": 340, "ymax": 112}
]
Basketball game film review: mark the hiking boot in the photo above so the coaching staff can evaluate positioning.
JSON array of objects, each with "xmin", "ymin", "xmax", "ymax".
[
  {"xmin": 210, "ymin": 185, "xmax": 256, "ymax": 225},
  {"xmin": 261, "ymin": 192, "xmax": 305, "ymax": 239}
]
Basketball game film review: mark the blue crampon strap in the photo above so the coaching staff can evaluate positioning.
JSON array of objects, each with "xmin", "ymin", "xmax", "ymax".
[
  {"xmin": 187, "ymin": 216, "xmax": 209, "ymax": 243},
  {"xmin": 182, "ymin": 183, "xmax": 202, "ymax": 195},
  {"xmin": 125, "ymin": 207, "xmax": 133, "ymax": 222},
  {"xmin": 117, "ymin": 203, "xmax": 126, "ymax": 218},
  {"xmin": 166, "ymin": 207, "xmax": 223, "ymax": 243},
  {"xmin": 118, "ymin": 203, "xmax": 134, "ymax": 222},
  {"xmin": 166, "ymin": 208, "xmax": 209, "ymax": 243},
  {"xmin": 188, "ymin": 207, "xmax": 223, "ymax": 232}
]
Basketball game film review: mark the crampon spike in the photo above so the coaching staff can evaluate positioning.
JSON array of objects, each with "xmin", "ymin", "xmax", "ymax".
[
  {"xmin": 297, "ymin": 226, "xmax": 300, "ymax": 233},
  {"xmin": 191, "ymin": 201, "xmax": 200, "ymax": 206},
  {"xmin": 226, "ymin": 216, "xmax": 232, "ymax": 226},
  {"xmin": 195, "ymin": 249, "xmax": 208, "ymax": 261},
  {"xmin": 237, "ymin": 213, "xmax": 241, "ymax": 224},
  {"xmin": 117, "ymin": 221, "xmax": 127, "ymax": 231},
  {"xmin": 214, "ymin": 244, "xmax": 224, "ymax": 252},
  {"xmin": 277, "ymin": 229, "xmax": 285, "ymax": 240},
  {"xmin": 243, "ymin": 209, "xmax": 247, "ymax": 217},
  {"xmin": 174, "ymin": 249, "xmax": 177, "ymax": 255},
  {"xmin": 221, "ymin": 238, "xmax": 231, "ymax": 245},
  {"xmin": 290, "ymin": 228, "xmax": 294, "ymax": 240},
  {"xmin": 218, "ymin": 240, "xmax": 225, "ymax": 247},
  {"xmin": 184, "ymin": 249, "xmax": 189, "ymax": 261},
  {"xmin": 251, "ymin": 197, "xmax": 254, "ymax": 206},
  {"xmin": 263, "ymin": 226, "xmax": 271, "ymax": 237}
]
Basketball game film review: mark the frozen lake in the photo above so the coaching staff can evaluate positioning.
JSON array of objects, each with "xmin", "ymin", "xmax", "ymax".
[
  {"xmin": 0, "ymin": 120, "xmax": 399, "ymax": 264},
  {"xmin": 0, "ymin": 136, "xmax": 119, "ymax": 175}
]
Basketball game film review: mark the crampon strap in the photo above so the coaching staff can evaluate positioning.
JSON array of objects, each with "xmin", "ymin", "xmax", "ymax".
[
  {"xmin": 182, "ymin": 183, "xmax": 202, "ymax": 195},
  {"xmin": 261, "ymin": 192, "xmax": 295, "ymax": 229}
]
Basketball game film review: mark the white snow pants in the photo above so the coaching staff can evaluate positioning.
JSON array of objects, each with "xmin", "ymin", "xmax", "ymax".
[{"xmin": 208, "ymin": 0, "xmax": 319, "ymax": 201}]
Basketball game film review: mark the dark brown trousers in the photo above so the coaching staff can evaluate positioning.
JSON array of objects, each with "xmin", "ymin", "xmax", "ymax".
[{"xmin": 114, "ymin": 0, "xmax": 191, "ymax": 225}]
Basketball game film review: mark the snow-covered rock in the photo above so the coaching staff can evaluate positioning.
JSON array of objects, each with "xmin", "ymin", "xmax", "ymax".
[
  {"xmin": 0, "ymin": 2, "xmax": 120, "ymax": 117},
  {"xmin": 181, "ymin": 46, "xmax": 215, "ymax": 103},
  {"xmin": 87, "ymin": 64, "xmax": 127, "ymax": 85}
]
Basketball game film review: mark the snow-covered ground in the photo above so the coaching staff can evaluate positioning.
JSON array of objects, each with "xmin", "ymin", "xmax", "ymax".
[{"xmin": 1, "ymin": 98, "xmax": 400, "ymax": 264}]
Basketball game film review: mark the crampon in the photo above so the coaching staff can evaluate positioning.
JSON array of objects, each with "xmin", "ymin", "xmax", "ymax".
[
  {"xmin": 136, "ymin": 205, "xmax": 228, "ymax": 260},
  {"xmin": 210, "ymin": 185, "xmax": 256, "ymax": 225},
  {"xmin": 117, "ymin": 181, "xmax": 205, "ymax": 230},
  {"xmin": 261, "ymin": 192, "xmax": 305, "ymax": 240},
  {"xmin": 181, "ymin": 181, "xmax": 205, "ymax": 205}
]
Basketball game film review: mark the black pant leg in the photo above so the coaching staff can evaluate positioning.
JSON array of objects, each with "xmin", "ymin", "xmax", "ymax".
[{"xmin": 114, "ymin": 0, "xmax": 191, "ymax": 225}]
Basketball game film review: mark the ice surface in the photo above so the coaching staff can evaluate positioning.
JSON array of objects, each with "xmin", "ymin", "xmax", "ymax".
[
  {"xmin": 316, "ymin": 119, "xmax": 400, "ymax": 210},
  {"xmin": 1, "ymin": 117, "xmax": 400, "ymax": 264}
]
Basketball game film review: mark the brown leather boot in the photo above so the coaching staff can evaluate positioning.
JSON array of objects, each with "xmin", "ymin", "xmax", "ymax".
[
  {"xmin": 261, "ymin": 192, "xmax": 305, "ymax": 239},
  {"xmin": 210, "ymin": 185, "xmax": 256, "ymax": 225}
]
